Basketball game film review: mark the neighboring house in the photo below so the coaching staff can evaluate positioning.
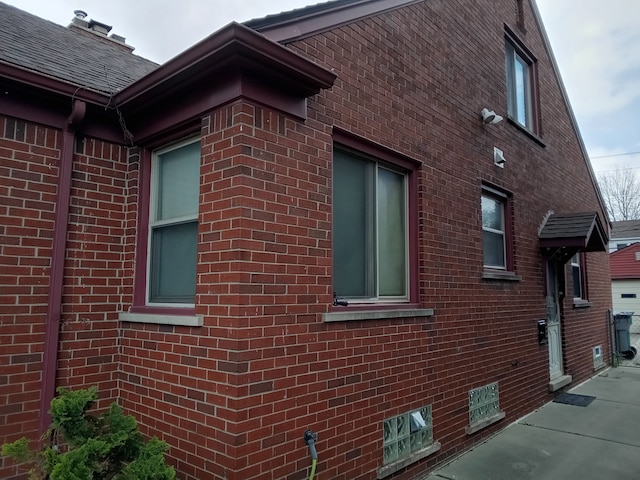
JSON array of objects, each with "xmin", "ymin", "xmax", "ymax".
[
  {"xmin": 0, "ymin": 1, "xmax": 612, "ymax": 479},
  {"xmin": 611, "ymin": 243, "xmax": 640, "ymax": 332},
  {"xmin": 609, "ymin": 219, "xmax": 640, "ymax": 252}
]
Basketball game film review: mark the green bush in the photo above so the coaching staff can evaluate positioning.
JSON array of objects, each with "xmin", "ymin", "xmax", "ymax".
[{"xmin": 2, "ymin": 387, "xmax": 176, "ymax": 480}]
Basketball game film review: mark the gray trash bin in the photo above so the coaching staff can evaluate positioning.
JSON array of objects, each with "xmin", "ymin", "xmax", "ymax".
[{"xmin": 614, "ymin": 312, "xmax": 636, "ymax": 359}]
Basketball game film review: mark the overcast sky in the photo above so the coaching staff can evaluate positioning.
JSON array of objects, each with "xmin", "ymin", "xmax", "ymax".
[{"xmin": 4, "ymin": 0, "xmax": 639, "ymax": 176}]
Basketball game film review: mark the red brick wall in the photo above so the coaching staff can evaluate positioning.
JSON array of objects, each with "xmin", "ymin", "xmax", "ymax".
[
  {"xmin": 55, "ymin": 136, "xmax": 128, "ymax": 396},
  {"xmin": 0, "ymin": 118, "xmax": 125, "ymax": 479},
  {"xmin": 0, "ymin": 117, "xmax": 57, "ymax": 480},
  {"xmin": 2, "ymin": 0, "xmax": 612, "ymax": 479}
]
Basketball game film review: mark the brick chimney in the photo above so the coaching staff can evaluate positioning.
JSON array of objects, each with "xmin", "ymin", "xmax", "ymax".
[{"xmin": 68, "ymin": 10, "xmax": 134, "ymax": 51}]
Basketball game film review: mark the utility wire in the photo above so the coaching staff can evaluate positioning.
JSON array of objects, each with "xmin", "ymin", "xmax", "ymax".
[
  {"xmin": 594, "ymin": 166, "xmax": 640, "ymax": 174},
  {"xmin": 591, "ymin": 151, "xmax": 640, "ymax": 159}
]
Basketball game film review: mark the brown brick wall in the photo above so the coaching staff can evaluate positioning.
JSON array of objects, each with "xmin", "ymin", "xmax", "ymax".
[
  {"xmin": 1, "ymin": 0, "xmax": 612, "ymax": 479},
  {"xmin": 0, "ymin": 117, "xmax": 58, "ymax": 479},
  {"xmin": 0, "ymin": 118, "xmax": 125, "ymax": 479}
]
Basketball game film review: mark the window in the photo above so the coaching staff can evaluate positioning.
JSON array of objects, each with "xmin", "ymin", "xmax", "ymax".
[
  {"xmin": 570, "ymin": 254, "xmax": 581, "ymax": 299},
  {"xmin": 617, "ymin": 243, "xmax": 628, "ymax": 251},
  {"xmin": 621, "ymin": 293, "xmax": 637, "ymax": 299},
  {"xmin": 466, "ymin": 381, "xmax": 505, "ymax": 434},
  {"xmin": 333, "ymin": 148, "xmax": 409, "ymax": 302},
  {"xmin": 482, "ymin": 188, "xmax": 511, "ymax": 271},
  {"xmin": 570, "ymin": 253, "xmax": 586, "ymax": 300},
  {"xmin": 383, "ymin": 406, "xmax": 433, "ymax": 465},
  {"xmin": 505, "ymin": 34, "xmax": 538, "ymax": 132},
  {"xmin": 148, "ymin": 138, "xmax": 200, "ymax": 304}
]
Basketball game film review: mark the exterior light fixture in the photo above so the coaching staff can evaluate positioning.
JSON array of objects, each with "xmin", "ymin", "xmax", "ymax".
[{"xmin": 481, "ymin": 108, "xmax": 503, "ymax": 125}]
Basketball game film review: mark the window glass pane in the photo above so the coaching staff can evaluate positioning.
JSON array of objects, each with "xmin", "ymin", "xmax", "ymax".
[
  {"xmin": 505, "ymin": 46, "xmax": 516, "ymax": 118},
  {"xmin": 150, "ymin": 221, "xmax": 198, "ymax": 303},
  {"xmin": 483, "ymin": 231, "xmax": 505, "ymax": 268},
  {"xmin": 378, "ymin": 168, "xmax": 406, "ymax": 296},
  {"xmin": 157, "ymin": 141, "xmax": 200, "ymax": 220},
  {"xmin": 333, "ymin": 152, "xmax": 371, "ymax": 297},
  {"xmin": 514, "ymin": 56, "xmax": 528, "ymax": 125},
  {"xmin": 481, "ymin": 196, "xmax": 502, "ymax": 230},
  {"xmin": 571, "ymin": 254, "xmax": 582, "ymax": 298}
]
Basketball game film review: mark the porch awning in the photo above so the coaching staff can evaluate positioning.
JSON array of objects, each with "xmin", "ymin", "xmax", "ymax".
[{"xmin": 539, "ymin": 212, "xmax": 608, "ymax": 263}]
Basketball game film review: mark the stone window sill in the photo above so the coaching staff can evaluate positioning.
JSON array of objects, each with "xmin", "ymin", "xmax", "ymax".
[
  {"xmin": 482, "ymin": 270, "xmax": 521, "ymax": 281},
  {"xmin": 465, "ymin": 411, "xmax": 506, "ymax": 435},
  {"xmin": 573, "ymin": 299, "xmax": 592, "ymax": 309},
  {"xmin": 506, "ymin": 116, "xmax": 547, "ymax": 147},
  {"xmin": 377, "ymin": 441, "xmax": 441, "ymax": 479},
  {"xmin": 323, "ymin": 308, "xmax": 434, "ymax": 323},
  {"xmin": 119, "ymin": 312, "xmax": 203, "ymax": 327}
]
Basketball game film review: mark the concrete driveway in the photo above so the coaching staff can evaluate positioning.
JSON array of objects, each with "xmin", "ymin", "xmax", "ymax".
[{"xmin": 420, "ymin": 367, "xmax": 640, "ymax": 480}]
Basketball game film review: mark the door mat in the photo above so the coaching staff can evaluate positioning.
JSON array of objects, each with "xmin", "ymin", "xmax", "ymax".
[{"xmin": 552, "ymin": 393, "xmax": 596, "ymax": 407}]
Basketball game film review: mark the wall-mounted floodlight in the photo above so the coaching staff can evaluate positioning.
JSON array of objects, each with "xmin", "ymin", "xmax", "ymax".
[{"xmin": 481, "ymin": 108, "xmax": 503, "ymax": 125}]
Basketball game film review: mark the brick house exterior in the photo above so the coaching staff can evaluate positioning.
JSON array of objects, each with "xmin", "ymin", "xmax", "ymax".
[{"xmin": 1, "ymin": 1, "xmax": 611, "ymax": 479}]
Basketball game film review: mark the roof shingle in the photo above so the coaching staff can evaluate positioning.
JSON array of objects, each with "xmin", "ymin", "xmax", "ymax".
[
  {"xmin": 611, "ymin": 220, "xmax": 640, "ymax": 239},
  {"xmin": 0, "ymin": 2, "xmax": 158, "ymax": 94}
]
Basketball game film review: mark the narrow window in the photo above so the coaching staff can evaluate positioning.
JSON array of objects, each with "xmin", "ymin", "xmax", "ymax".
[
  {"xmin": 505, "ymin": 34, "xmax": 538, "ymax": 132},
  {"xmin": 621, "ymin": 293, "xmax": 637, "ymax": 299},
  {"xmin": 570, "ymin": 253, "xmax": 583, "ymax": 299},
  {"xmin": 148, "ymin": 138, "xmax": 200, "ymax": 304},
  {"xmin": 333, "ymin": 149, "xmax": 408, "ymax": 302},
  {"xmin": 482, "ymin": 194, "xmax": 506, "ymax": 270}
]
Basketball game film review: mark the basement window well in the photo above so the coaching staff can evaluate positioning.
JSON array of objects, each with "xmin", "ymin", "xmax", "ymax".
[{"xmin": 377, "ymin": 405, "xmax": 441, "ymax": 479}]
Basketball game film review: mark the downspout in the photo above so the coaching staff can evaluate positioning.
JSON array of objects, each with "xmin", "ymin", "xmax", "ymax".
[{"xmin": 38, "ymin": 100, "xmax": 86, "ymax": 434}]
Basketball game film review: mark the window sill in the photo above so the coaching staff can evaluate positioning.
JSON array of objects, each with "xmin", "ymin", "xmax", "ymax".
[
  {"xmin": 376, "ymin": 441, "xmax": 441, "ymax": 479},
  {"xmin": 465, "ymin": 411, "xmax": 506, "ymax": 435},
  {"xmin": 506, "ymin": 117, "xmax": 546, "ymax": 147},
  {"xmin": 119, "ymin": 311, "xmax": 203, "ymax": 327},
  {"xmin": 482, "ymin": 270, "xmax": 521, "ymax": 282},
  {"xmin": 323, "ymin": 308, "xmax": 434, "ymax": 323},
  {"xmin": 573, "ymin": 299, "xmax": 592, "ymax": 309}
]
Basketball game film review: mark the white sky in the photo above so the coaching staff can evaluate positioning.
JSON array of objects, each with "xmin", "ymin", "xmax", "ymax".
[{"xmin": 4, "ymin": 0, "xmax": 640, "ymax": 176}]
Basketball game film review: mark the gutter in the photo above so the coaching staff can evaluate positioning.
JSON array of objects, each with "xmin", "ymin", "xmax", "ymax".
[{"xmin": 38, "ymin": 99, "xmax": 86, "ymax": 433}]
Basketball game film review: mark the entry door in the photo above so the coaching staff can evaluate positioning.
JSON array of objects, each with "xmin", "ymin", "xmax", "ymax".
[{"xmin": 546, "ymin": 261, "xmax": 563, "ymax": 379}]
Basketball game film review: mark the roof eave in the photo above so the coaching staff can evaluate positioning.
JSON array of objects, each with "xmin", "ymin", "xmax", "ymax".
[
  {"xmin": 116, "ymin": 22, "xmax": 336, "ymax": 110},
  {"xmin": 248, "ymin": 0, "xmax": 422, "ymax": 43},
  {"xmin": 0, "ymin": 61, "xmax": 110, "ymax": 106}
]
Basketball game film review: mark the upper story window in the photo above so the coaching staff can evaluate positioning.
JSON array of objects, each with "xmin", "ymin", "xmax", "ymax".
[
  {"xmin": 505, "ymin": 32, "xmax": 539, "ymax": 133},
  {"xmin": 481, "ymin": 186, "xmax": 514, "ymax": 273},
  {"xmin": 148, "ymin": 138, "xmax": 200, "ymax": 305},
  {"xmin": 333, "ymin": 147, "xmax": 411, "ymax": 303}
]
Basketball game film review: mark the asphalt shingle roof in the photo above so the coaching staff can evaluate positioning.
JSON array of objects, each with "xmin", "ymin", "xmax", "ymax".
[
  {"xmin": 0, "ymin": 2, "xmax": 158, "ymax": 94},
  {"xmin": 611, "ymin": 220, "xmax": 640, "ymax": 239},
  {"xmin": 539, "ymin": 212, "xmax": 608, "ymax": 252}
]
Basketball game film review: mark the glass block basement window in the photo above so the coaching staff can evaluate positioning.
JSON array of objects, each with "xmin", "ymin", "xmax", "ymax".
[
  {"xmin": 469, "ymin": 382, "xmax": 500, "ymax": 425},
  {"xmin": 383, "ymin": 405, "xmax": 433, "ymax": 465}
]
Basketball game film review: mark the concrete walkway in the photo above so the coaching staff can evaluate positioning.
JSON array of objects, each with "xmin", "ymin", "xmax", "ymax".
[{"xmin": 421, "ymin": 367, "xmax": 640, "ymax": 480}]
